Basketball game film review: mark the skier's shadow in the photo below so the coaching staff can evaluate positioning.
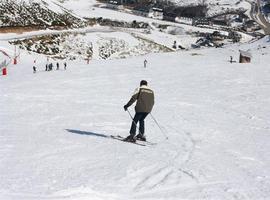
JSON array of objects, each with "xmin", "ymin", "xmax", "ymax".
[{"xmin": 66, "ymin": 129, "xmax": 109, "ymax": 138}]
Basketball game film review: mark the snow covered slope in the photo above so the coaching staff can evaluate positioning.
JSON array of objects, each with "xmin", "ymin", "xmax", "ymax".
[{"xmin": 0, "ymin": 35, "xmax": 270, "ymax": 199}]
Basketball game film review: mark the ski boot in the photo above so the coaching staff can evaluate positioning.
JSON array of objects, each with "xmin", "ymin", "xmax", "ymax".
[
  {"xmin": 123, "ymin": 135, "xmax": 136, "ymax": 143},
  {"xmin": 135, "ymin": 134, "xmax": 146, "ymax": 141}
]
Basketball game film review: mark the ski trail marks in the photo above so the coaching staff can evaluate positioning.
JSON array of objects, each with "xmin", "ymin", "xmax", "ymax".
[{"xmin": 128, "ymin": 125, "xmax": 198, "ymax": 192}]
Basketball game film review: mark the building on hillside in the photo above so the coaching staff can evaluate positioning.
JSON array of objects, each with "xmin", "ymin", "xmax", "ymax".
[
  {"xmin": 239, "ymin": 50, "xmax": 252, "ymax": 63},
  {"xmin": 163, "ymin": 12, "xmax": 177, "ymax": 22},
  {"xmin": 192, "ymin": 18, "xmax": 212, "ymax": 26},
  {"xmin": 106, "ymin": 0, "xmax": 123, "ymax": 9},
  {"xmin": 132, "ymin": 6, "xmax": 163, "ymax": 19},
  {"xmin": 211, "ymin": 15, "xmax": 231, "ymax": 26},
  {"xmin": 148, "ymin": 7, "xmax": 163, "ymax": 19}
]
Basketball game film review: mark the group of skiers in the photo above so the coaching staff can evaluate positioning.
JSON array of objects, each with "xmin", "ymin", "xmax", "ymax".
[
  {"xmin": 33, "ymin": 62, "xmax": 67, "ymax": 73},
  {"xmin": 45, "ymin": 62, "xmax": 67, "ymax": 71}
]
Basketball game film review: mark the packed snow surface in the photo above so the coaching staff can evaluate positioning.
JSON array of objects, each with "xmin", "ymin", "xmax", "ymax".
[
  {"xmin": 1, "ymin": 34, "xmax": 270, "ymax": 199},
  {"xmin": 1, "ymin": 0, "xmax": 269, "ymax": 199}
]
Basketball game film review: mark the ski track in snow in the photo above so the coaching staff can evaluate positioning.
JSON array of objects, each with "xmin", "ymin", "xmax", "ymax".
[{"xmin": 131, "ymin": 128, "xmax": 197, "ymax": 192}]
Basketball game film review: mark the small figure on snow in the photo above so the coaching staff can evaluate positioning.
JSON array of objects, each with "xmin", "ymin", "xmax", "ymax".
[
  {"xmin": 45, "ymin": 64, "xmax": 48, "ymax": 71},
  {"xmin": 64, "ymin": 62, "xmax": 67, "ymax": 70},
  {"xmin": 229, "ymin": 56, "xmax": 236, "ymax": 63},
  {"xmin": 33, "ymin": 66, "xmax": 36, "ymax": 73},
  {"xmin": 123, "ymin": 80, "xmax": 155, "ymax": 142},
  {"xmin": 144, "ymin": 59, "xmax": 147, "ymax": 68},
  {"xmin": 173, "ymin": 41, "xmax": 177, "ymax": 49},
  {"xmin": 56, "ymin": 62, "xmax": 60, "ymax": 70},
  {"xmin": 48, "ymin": 63, "xmax": 53, "ymax": 71}
]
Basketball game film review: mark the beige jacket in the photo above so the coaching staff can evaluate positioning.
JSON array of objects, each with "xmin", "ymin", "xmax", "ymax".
[{"xmin": 126, "ymin": 85, "xmax": 154, "ymax": 113}]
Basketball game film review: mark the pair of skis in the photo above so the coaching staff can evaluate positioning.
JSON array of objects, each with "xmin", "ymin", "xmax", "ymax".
[{"xmin": 110, "ymin": 135, "xmax": 156, "ymax": 146}]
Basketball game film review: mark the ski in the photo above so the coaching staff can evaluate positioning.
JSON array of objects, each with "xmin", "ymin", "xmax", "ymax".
[
  {"xmin": 111, "ymin": 135, "xmax": 157, "ymax": 146},
  {"xmin": 110, "ymin": 135, "xmax": 146, "ymax": 146},
  {"xmin": 135, "ymin": 137, "xmax": 157, "ymax": 146}
]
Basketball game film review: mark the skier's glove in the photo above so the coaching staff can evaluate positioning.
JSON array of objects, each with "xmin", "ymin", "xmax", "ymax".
[{"xmin": 124, "ymin": 105, "xmax": 128, "ymax": 111}]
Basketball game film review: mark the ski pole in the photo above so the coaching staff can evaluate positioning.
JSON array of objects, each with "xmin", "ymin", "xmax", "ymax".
[
  {"xmin": 150, "ymin": 113, "xmax": 169, "ymax": 140},
  {"xmin": 128, "ymin": 109, "xmax": 168, "ymax": 140},
  {"xmin": 127, "ymin": 109, "xmax": 144, "ymax": 136}
]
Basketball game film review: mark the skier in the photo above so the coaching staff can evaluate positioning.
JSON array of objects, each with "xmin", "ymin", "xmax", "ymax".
[
  {"xmin": 33, "ymin": 66, "xmax": 36, "ymax": 73},
  {"xmin": 173, "ymin": 41, "xmax": 177, "ymax": 49},
  {"xmin": 64, "ymin": 62, "xmax": 67, "ymax": 70},
  {"xmin": 230, "ymin": 56, "xmax": 233, "ymax": 63},
  {"xmin": 123, "ymin": 80, "xmax": 155, "ymax": 142},
  {"xmin": 144, "ymin": 59, "xmax": 147, "ymax": 68},
  {"xmin": 49, "ymin": 63, "xmax": 53, "ymax": 71},
  {"xmin": 56, "ymin": 62, "xmax": 59, "ymax": 70},
  {"xmin": 45, "ymin": 64, "xmax": 48, "ymax": 71}
]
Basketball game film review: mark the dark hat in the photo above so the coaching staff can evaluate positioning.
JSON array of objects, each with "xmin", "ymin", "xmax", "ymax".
[{"xmin": 140, "ymin": 80, "xmax": 148, "ymax": 86}]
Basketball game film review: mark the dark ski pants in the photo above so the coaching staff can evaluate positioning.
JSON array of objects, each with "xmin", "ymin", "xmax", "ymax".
[{"xmin": 130, "ymin": 112, "xmax": 149, "ymax": 137}]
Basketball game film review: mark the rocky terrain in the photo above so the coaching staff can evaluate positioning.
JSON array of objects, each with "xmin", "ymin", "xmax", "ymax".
[
  {"xmin": 0, "ymin": 0, "xmax": 84, "ymax": 28},
  {"xmin": 9, "ymin": 31, "xmax": 171, "ymax": 60}
]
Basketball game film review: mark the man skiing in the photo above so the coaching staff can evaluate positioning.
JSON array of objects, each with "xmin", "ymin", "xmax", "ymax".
[
  {"xmin": 144, "ymin": 59, "xmax": 147, "ymax": 68},
  {"xmin": 33, "ymin": 66, "xmax": 36, "ymax": 73},
  {"xmin": 230, "ymin": 56, "xmax": 233, "ymax": 63},
  {"xmin": 123, "ymin": 80, "xmax": 154, "ymax": 142}
]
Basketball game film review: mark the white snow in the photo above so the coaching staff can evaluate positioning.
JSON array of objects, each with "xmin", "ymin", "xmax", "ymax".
[
  {"xmin": 1, "ymin": 0, "xmax": 270, "ymax": 199},
  {"xmin": 1, "ymin": 32, "xmax": 270, "ymax": 199}
]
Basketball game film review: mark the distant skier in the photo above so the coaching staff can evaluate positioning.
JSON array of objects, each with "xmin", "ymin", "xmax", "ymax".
[
  {"xmin": 56, "ymin": 62, "xmax": 59, "ymax": 70},
  {"xmin": 173, "ymin": 41, "xmax": 177, "ymax": 49},
  {"xmin": 229, "ymin": 56, "xmax": 237, "ymax": 63},
  {"xmin": 45, "ymin": 64, "xmax": 48, "ymax": 71},
  {"xmin": 64, "ymin": 62, "xmax": 67, "ymax": 70},
  {"xmin": 49, "ymin": 63, "xmax": 53, "ymax": 71},
  {"xmin": 230, "ymin": 56, "xmax": 233, "ymax": 63},
  {"xmin": 33, "ymin": 66, "xmax": 36, "ymax": 73},
  {"xmin": 144, "ymin": 59, "xmax": 147, "ymax": 68},
  {"xmin": 123, "ymin": 80, "xmax": 155, "ymax": 142}
]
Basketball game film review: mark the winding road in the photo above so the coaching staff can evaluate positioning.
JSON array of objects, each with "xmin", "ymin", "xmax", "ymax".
[{"xmin": 247, "ymin": 0, "xmax": 270, "ymax": 34}]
